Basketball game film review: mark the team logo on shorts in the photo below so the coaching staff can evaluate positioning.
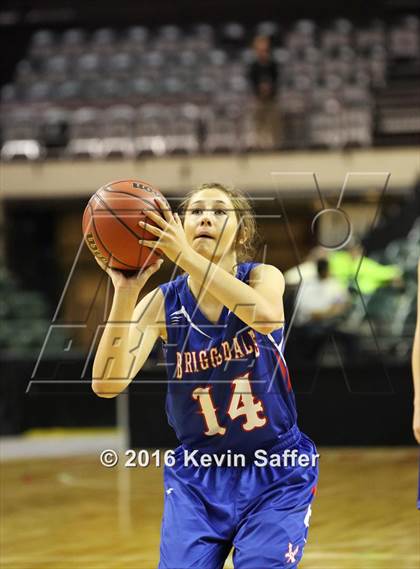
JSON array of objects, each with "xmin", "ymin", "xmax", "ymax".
[
  {"xmin": 284, "ymin": 542, "xmax": 299, "ymax": 564},
  {"xmin": 304, "ymin": 504, "xmax": 312, "ymax": 527}
]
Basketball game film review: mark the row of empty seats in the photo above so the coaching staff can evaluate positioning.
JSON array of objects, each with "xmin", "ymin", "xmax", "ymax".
[
  {"xmin": 26, "ymin": 17, "xmax": 420, "ymax": 57},
  {"xmin": 3, "ymin": 16, "xmax": 419, "ymax": 107},
  {"xmin": 6, "ymin": 19, "xmax": 420, "ymax": 103},
  {"xmin": 1, "ymin": 17, "xmax": 419, "ymax": 158},
  {"xmin": 0, "ymin": 98, "xmax": 375, "ymax": 160}
]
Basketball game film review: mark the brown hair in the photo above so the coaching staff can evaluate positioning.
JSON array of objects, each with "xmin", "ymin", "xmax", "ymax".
[{"xmin": 178, "ymin": 183, "xmax": 260, "ymax": 263}]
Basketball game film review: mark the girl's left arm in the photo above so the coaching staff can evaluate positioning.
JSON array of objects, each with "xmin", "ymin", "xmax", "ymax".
[
  {"xmin": 182, "ymin": 254, "xmax": 285, "ymax": 334},
  {"xmin": 139, "ymin": 199, "xmax": 285, "ymax": 334}
]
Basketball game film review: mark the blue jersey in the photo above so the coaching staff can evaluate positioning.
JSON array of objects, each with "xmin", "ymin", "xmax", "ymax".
[{"xmin": 158, "ymin": 262, "xmax": 299, "ymax": 456}]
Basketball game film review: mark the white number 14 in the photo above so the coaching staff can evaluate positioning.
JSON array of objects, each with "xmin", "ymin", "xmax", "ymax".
[{"xmin": 192, "ymin": 373, "xmax": 267, "ymax": 436}]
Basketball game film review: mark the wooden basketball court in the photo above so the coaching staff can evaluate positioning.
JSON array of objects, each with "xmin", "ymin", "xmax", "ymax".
[{"xmin": 2, "ymin": 445, "xmax": 419, "ymax": 568}]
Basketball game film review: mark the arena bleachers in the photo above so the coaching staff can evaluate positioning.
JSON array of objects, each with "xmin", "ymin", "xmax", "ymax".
[
  {"xmin": 0, "ymin": 265, "xmax": 65, "ymax": 354},
  {"xmin": 1, "ymin": 16, "xmax": 419, "ymax": 159},
  {"xmin": 353, "ymin": 226, "xmax": 419, "ymax": 358}
]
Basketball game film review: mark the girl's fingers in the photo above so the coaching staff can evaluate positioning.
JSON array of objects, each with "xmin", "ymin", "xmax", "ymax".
[
  {"xmin": 142, "ymin": 258, "xmax": 163, "ymax": 272},
  {"xmin": 138, "ymin": 220, "xmax": 161, "ymax": 235},
  {"xmin": 94, "ymin": 255, "xmax": 113, "ymax": 276},
  {"xmin": 140, "ymin": 239, "xmax": 160, "ymax": 249},
  {"xmin": 143, "ymin": 208, "xmax": 166, "ymax": 227},
  {"xmin": 136, "ymin": 259, "xmax": 163, "ymax": 281},
  {"xmin": 94, "ymin": 256, "xmax": 105, "ymax": 269},
  {"xmin": 153, "ymin": 259, "xmax": 164, "ymax": 270},
  {"xmin": 155, "ymin": 197, "xmax": 175, "ymax": 223}
]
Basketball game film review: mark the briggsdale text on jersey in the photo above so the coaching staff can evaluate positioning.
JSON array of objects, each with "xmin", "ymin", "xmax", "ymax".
[{"xmin": 183, "ymin": 449, "xmax": 320, "ymax": 468}]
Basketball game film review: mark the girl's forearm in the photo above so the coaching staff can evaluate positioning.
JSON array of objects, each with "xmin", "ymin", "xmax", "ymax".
[
  {"xmin": 180, "ymin": 250, "xmax": 272, "ymax": 330},
  {"xmin": 92, "ymin": 289, "xmax": 139, "ymax": 393}
]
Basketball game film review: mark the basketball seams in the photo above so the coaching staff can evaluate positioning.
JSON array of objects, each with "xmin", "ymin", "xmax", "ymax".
[
  {"xmin": 102, "ymin": 185, "xmax": 170, "ymax": 212},
  {"xmin": 95, "ymin": 190, "xmax": 156, "ymax": 242},
  {"xmin": 102, "ymin": 180, "xmax": 164, "ymax": 201},
  {"xmin": 101, "ymin": 187, "xmax": 165, "ymax": 213},
  {"xmin": 89, "ymin": 204, "xmax": 140, "ymax": 270},
  {"xmin": 83, "ymin": 179, "xmax": 165, "ymax": 270}
]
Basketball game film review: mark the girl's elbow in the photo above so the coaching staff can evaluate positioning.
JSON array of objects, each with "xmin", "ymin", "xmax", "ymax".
[
  {"xmin": 254, "ymin": 311, "xmax": 284, "ymax": 335},
  {"xmin": 254, "ymin": 324, "xmax": 279, "ymax": 335},
  {"xmin": 92, "ymin": 380, "xmax": 119, "ymax": 398}
]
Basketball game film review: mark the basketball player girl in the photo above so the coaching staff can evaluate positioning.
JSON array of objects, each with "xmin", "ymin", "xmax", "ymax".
[{"xmin": 93, "ymin": 183, "xmax": 319, "ymax": 568}]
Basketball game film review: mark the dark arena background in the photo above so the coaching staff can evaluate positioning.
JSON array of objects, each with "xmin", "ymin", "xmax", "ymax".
[{"xmin": 1, "ymin": 0, "xmax": 419, "ymax": 567}]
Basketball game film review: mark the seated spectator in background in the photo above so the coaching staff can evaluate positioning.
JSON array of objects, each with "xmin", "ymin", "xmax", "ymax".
[
  {"xmin": 329, "ymin": 240, "xmax": 403, "ymax": 296},
  {"xmin": 292, "ymin": 259, "xmax": 358, "ymax": 362},
  {"xmin": 285, "ymin": 240, "xmax": 403, "ymax": 295},
  {"xmin": 284, "ymin": 246, "xmax": 328, "ymax": 286},
  {"xmin": 248, "ymin": 35, "xmax": 281, "ymax": 150}
]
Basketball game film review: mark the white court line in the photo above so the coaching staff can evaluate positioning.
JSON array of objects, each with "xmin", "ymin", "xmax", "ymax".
[
  {"xmin": 57, "ymin": 472, "xmax": 115, "ymax": 491},
  {"xmin": 4, "ymin": 551, "xmax": 419, "ymax": 567},
  {"xmin": 0, "ymin": 433, "xmax": 123, "ymax": 461},
  {"xmin": 222, "ymin": 549, "xmax": 420, "ymax": 568},
  {"xmin": 116, "ymin": 392, "xmax": 132, "ymax": 534},
  {"xmin": 304, "ymin": 551, "xmax": 419, "ymax": 560}
]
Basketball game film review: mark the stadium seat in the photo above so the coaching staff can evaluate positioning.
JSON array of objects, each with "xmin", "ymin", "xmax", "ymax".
[
  {"xmin": 134, "ymin": 104, "xmax": 168, "ymax": 156},
  {"xmin": 389, "ymin": 16, "xmax": 420, "ymax": 60},
  {"xmin": 40, "ymin": 107, "xmax": 70, "ymax": 153},
  {"xmin": 1, "ymin": 140, "xmax": 43, "ymax": 161},
  {"xmin": 66, "ymin": 107, "xmax": 103, "ymax": 158},
  {"xmin": 100, "ymin": 105, "xmax": 136, "ymax": 158},
  {"xmin": 55, "ymin": 80, "xmax": 82, "ymax": 101},
  {"xmin": 43, "ymin": 55, "xmax": 70, "ymax": 85},
  {"xmin": 0, "ymin": 108, "xmax": 44, "ymax": 160},
  {"xmin": 204, "ymin": 107, "xmax": 242, "ymax": 153},
  {"xmin": 96, "ymin": 78, "xmax": 126, "ymax": 101},
  {"xmin": 255, "ymin": 21, "xmax": 280, "ymax": 40},
  {"xmin": 128, "ymin": 77, "xmax": 155, "ymax": 98},
  {"xmin": 221, "ymin": 22, "xmax": 246, "ymax": 44},
  {"xmin": 29, "ymin": 29, "xmax": 55, "ymax": 61},
  {"xmin": 408, "ymin": 218, "xmax": 420, "ymax": 243},
  {"xmin": 105, "ymin": 52, "xmax": 134, "ymax": 78},
  {"xmin": 91, "ymin": 28, "xmax": 117, "ymax": 49},
  {"xmin": 14, "ymin": 60, "xmax": 37, "ymax": 89},
  {"xmin": 60, "ymin": 28, "xmax": 87, "ymax": 56},
  {"xmin": 75, "ymin": 53, "xmax": 102, "ymax": 80},
  {"xmin": 162, "ymin": 104, "xmax": 200, "ymax": 154},
  {"xmin": 4, "ymin": 17, "xmax": 419, "ymax": 156},
  {"xmin": 0, "ymin": 84, "xmax": 18, "ymax": 103},
  {"xmin": 364, "ymin": 287, "xmax": 401, "ymax": 340},
  {"xmin": 126, "ymin": 25, "xmax": 149, "ymax": 44},
  {"xmin": 25, "ymin": 81, "xmax": 51, "ymax": 102}
]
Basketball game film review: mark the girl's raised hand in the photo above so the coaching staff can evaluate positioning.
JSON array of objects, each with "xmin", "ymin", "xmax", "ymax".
[
  {"xmin": 94, "ymin": 255, "xmax": 163, "ymax": 293},
  {"xmin": 138, "ymin": 198, "xmax": 192, "ymax": 266}
]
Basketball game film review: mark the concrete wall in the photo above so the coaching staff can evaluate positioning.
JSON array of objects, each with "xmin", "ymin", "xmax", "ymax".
[{"xmin": 2, "ymin": 146, "xmax": 419, "ymax": 199}]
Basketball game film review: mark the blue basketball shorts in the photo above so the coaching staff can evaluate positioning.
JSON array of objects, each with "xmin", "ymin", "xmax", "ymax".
[{"xmin": 158, "ymin": 432, "xmax": 319, "ymax": 568}]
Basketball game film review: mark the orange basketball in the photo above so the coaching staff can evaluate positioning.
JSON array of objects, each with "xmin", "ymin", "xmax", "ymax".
[{"xmin": 82, "ymin": 179, "xmax": 169, "ymax": 271}]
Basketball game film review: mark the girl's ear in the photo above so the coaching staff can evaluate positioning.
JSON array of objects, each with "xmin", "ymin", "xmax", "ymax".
[{"xmin": 239, "ymin": 227, "xmax": 249, "ymax": 245}]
